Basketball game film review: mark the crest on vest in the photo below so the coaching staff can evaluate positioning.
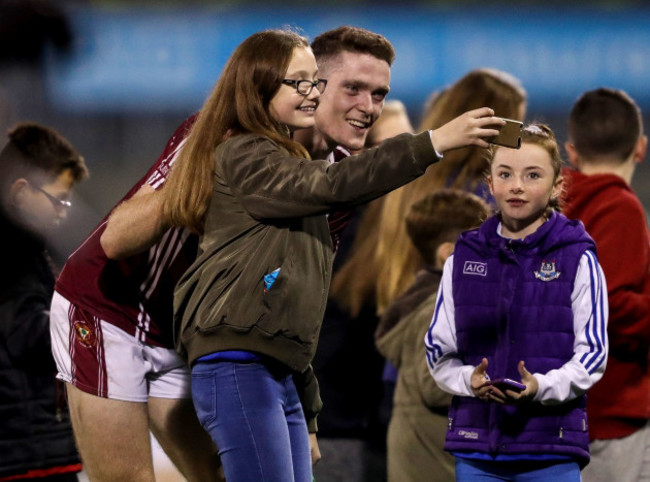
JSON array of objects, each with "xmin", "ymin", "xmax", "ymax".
[{"xmin": 534, "ymin": 259, "xmax": 561, "ymax": 281}]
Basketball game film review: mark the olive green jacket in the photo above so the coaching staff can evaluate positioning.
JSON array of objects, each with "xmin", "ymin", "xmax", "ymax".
[{"xmin": 174, "ymin": 130, "xmax": 438, "ymax": 430}]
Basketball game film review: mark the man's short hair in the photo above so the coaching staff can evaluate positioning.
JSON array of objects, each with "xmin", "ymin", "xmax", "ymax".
[
  {"xmin": 406, "ymin": 189, "xmax": 488, "ymax": 266},
  {"xmin": 311, "ymin": 26, "xmax": 395, "ymax": 68},
  {"xmin": 0, "ymin": 122, "xmax": 88, "ymax": 186},
  {"xmin": 568, "ymin": 87, "xmax": 643, "ymax": 162}
]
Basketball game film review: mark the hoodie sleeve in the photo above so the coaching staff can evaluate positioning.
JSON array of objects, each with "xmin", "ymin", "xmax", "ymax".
[
  {"xmin": 591, "ymin": 192, "xmax": 650, "ymax": 356},
  {"xmin": 565, "ymin": 176, "xmax": 650, "ymax": 357}
]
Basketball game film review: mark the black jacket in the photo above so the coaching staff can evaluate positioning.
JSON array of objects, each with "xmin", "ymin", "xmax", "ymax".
[{"xmin": 0, "ymin": 214, "xmax": 79, "ymax": 477}]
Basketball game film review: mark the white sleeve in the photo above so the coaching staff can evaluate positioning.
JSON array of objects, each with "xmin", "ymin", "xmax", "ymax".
[
  {"xmin": 424, "ymin": 255, "xmax": 476, "ymax": 397},
  {"xmin": 533, "ymin": 250, "xmax": 609, "ymax": 405}
]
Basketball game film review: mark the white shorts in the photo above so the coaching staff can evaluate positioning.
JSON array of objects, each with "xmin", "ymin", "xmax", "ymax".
[{"xmin": 50, "ymin": 291, "xmax": 191, "ymax": 402}]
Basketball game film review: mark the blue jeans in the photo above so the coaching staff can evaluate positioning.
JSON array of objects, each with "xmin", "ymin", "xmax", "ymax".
[
  {"xmin": 455, "ymin": 458, "xmax": 581, "ymax": 481},
  {"xmin": 191, "ymin": 359, "xmax": 312, "ymax": 482}
]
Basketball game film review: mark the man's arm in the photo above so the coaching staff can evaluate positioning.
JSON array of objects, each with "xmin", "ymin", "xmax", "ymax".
[
  {"xmin": 100, "ymin": 184, "xmax": 169, "ymax": 259},
  {"xmin": 100, "ymin": 113, "xmax": 197, "ymax": 259}
]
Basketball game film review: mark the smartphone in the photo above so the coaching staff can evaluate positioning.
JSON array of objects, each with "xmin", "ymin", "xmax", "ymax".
[
  {"xmin": 480, "ymin": 378, "xmax": 526, "ymax": 393},
  {"xmin": 488, "ymin": 118, "xmax": 522, "ymax": 149}
]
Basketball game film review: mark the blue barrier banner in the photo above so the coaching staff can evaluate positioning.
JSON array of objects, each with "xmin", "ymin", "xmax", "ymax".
[{"xmin": 44, "ymin": 5, "xmax": 650, "ymax": 114}]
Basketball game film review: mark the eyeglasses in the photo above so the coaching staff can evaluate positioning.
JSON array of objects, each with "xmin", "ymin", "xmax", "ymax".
[
  {"xmin": 30, "ymin": 183, "xmax": 72, "ymax": 210},
  {"xmin": 281, "ymin": 79, "xmax": 327, "ymax": 96}
]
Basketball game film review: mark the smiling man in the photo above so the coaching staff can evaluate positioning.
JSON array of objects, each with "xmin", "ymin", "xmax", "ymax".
[
  {"xmin": 291, "ymin": 26, "xmax": 395, "ymax": 163},
  {"xmin": 307, "ymin": 26, "xmax": 398, "ymax": 482},
  {"xmin": 310, "ymin": 26, "xmax": 393, "ymax": 155}
]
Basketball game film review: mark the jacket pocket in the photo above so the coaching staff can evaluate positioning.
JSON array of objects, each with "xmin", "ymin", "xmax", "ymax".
[{"xmin": 258, "ymin": 258, "xmax": 295, "ymax": 336}]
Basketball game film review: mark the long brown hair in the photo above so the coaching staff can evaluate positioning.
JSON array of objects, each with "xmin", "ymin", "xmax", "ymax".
[
  {"xmin": 162, "ymin": 29, "xmax": 310, "ymax": 233},
  {"xmin": 373, "ymin": 68, "xmax": 526, "ymax": 311}
]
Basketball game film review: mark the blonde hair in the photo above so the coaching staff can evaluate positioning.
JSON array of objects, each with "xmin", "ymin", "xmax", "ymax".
[
  {"xmin": 162, "ymin": 29, "xmax": 310, "ymax": 233},
  {"xmin": 365, "ymin": 100, "xmax": 413, "ymax": 147}
]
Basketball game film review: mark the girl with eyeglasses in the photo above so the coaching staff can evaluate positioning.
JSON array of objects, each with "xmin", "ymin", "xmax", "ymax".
[{"xmin": 148, "ymin": 28, "xmax": 504, "ymax": 481}]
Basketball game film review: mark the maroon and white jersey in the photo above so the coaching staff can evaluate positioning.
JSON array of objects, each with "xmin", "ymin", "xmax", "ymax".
[{"xmin": 55, "ymin": 115, "xmax": 198, "ymax": 348}]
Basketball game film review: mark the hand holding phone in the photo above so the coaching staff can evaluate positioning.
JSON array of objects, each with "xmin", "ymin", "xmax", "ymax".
[
  {"xmin": 487, "ymin": 117, "xmax": 522, "ymax": 149},
  {"xmin": 480, "ymin": 378, "xmax": 526, "ymax": 393}
]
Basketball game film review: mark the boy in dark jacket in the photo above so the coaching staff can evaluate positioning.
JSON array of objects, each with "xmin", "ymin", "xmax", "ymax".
[{"xmin": 0, "ymin": 123, "xmax": 87, "ymax": 480}]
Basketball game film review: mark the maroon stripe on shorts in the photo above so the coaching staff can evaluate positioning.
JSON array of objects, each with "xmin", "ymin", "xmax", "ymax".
[{"xmin": 68, "ymin": 303, "xmax": 108, "ymax": 398}]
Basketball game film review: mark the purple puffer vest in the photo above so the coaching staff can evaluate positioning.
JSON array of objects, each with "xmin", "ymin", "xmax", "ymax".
[{"xmin": 448, "ymin": 211, "xmax": 596, "ymax": 467}]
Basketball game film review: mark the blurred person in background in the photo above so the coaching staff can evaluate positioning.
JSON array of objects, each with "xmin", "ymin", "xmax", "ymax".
[
  {"xmin": 366, "ymin": 100, "xmax": 414, "ymax": 148},
  {"xmin": 563, "ymin": 88, "xmax": 650, "ymax": 482},
  {"xmin": 0, "ymin": 123, "xmax": 87, "ymax": 481},
  {"xmin": 375, "ymin": 189, "xmax": 489, "ymax": 482},
  {"xmin": 373, "ymin": 68, "xmax": 527, "ymax": 314}
]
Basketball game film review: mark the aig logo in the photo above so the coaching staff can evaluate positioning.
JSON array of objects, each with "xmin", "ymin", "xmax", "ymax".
[{"xmin": 463, "ymin": 261, "xmax": 487, "ymax": 276}]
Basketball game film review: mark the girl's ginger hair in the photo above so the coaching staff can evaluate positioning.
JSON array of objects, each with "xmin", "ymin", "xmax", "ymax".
[
  {"xmin": 490, "ymin": 123, "xmax": 564, "ymax": 213},
  {"xmin": 373, "ymin": 68, "xmax": 526, "ymax": 311},
  {"xmin": 162, "ymin": 29, "xmax": 310, "ymax": 233}
]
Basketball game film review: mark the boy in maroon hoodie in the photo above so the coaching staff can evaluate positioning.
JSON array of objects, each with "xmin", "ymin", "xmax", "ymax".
[{"xmin": 563, "ymin": 87, "xmax": 650, "ymax": 482}]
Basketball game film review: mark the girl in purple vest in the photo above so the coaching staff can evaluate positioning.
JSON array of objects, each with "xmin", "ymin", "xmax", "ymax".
[{"xmin": 425, "ymin": 124, "xmax": 609, "ymax": 481}]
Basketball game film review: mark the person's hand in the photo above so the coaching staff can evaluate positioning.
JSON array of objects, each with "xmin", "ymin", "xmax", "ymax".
[
  {"xmin": 506, "ymin": 361, "xmax": 539, "ymax": 403},
  {"xmin": 309, "ymin": 433, "xmax": 321, "ymax": 466},
  {"xmin": 431, "ymin": 108, "xmax": 504, "ymax": 153},
  {"xmin": 470, "ymin": 358, "xmax": 492, "ymax": 401}
]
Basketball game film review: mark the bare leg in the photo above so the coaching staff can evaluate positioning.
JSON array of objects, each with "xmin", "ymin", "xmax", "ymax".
[
  {"xmin": 66, "ymin": 383, "xmax": 155, "ymax": 481},
  {"xmin": 148, "ymin": 397, "xmax": 224, "ymax": 482}
]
